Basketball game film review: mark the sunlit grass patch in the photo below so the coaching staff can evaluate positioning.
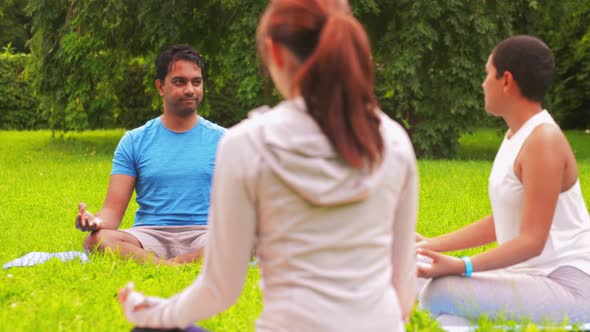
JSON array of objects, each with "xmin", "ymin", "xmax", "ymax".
[{"xmin": 1, "ymin": 129, "xmax": 588, "ymax": 331}]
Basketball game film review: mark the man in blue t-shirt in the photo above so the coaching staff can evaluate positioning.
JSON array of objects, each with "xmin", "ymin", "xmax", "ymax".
[{"xmin": 75, "ymin": 44, "xmax": 225, "ymax": 265}]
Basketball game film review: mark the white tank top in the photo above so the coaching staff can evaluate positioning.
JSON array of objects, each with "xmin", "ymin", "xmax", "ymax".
[{"xmin": 489, "ymin": 110, "xmax": 590, "ymax": 276}]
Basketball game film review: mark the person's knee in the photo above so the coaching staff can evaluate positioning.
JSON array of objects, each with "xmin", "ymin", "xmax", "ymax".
[
  {"xmin": 84, "ymin": 232, "xmax": 99, "ymax": 252},
  {"xmin": 84, "ymin": 229, "xmax": 115, "ymax": 252},
  {"xmin": 419, "ymin": 277, "xmax": 461, "ymax": 315}
]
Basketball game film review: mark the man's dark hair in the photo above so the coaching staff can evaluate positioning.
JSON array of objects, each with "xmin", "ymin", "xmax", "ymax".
[
  {"xmin": 155, "ymin": 44, "xmax": 205, "ymax": 81},
  {"xmin": 492, "ymin": 35, "xmax": 554, "ymax": 102}
]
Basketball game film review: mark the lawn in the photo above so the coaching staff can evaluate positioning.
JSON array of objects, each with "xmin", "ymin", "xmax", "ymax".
[{"xmin": 1, "ymin": 129, "xmax": 589, "ymax": 331}]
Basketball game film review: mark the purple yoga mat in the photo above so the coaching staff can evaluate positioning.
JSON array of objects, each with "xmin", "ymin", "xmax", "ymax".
[{"xmin": 131, "ymin": 326, "xmax": 207, "ymax": 332}]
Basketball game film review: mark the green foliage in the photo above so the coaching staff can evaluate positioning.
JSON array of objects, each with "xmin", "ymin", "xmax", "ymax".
[
  {"xmin": 360, "ymin": 0, "xmax": 517, "ymax": 157},
  {"xmin": 536, "ymin": 1, "xmax": 590, "ymax": 129},
  {"xmin": 204, "ymin": 1, "xmax": 272, "ymax": 125},
  {"xmin": 114, "ymin": 58, "xmax": 161, "ymax": 129},
  {"xmin": 493, "ymin": 0, "xmax": 590, "ymax": 129},
  {"xmin": 0, "ymin": 0, "xmax": 30, "ymax": 53},
  {"xmin": 0, "ymin": 53, "xmax": 44, "ymax": 129},
  {"xmin": 24, "ymin": 0, "xmax": 270, "ymax": 132},
  {"xmin": 26, "ymin": 0, "xmax": 126, "ymax": 131},
  {"xmin": 2, "ymin": 42, "xmax": 16, "ymax": 54},
  {"xmin": 22, "ymin": 0, "xmax": 590, "ymax": 155}
]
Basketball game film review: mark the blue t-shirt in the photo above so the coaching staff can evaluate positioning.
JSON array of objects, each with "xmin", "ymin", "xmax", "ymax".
[{"xmin": 111, "ymin": 116, "xmax": 226, "ymax": 227}]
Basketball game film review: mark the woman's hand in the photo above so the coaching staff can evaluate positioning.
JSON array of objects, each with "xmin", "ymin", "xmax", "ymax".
[
  {"xmin": 415, "ymin": 232, "xmax": 431, "ymax": 250},
  {"xmin": 118, "ymin": 282, "xmax": 153, "ymax": 322},
  {"xmin": 415, "ymin": 232, "xmax": 426, "ymax": 242},
  {"xmin": 117, "ymin": 282, "xmax": 169, "ymax": 328},
  {"xmin": 416, "ymin": 248, "xmax": 465, "ymax": 278}
]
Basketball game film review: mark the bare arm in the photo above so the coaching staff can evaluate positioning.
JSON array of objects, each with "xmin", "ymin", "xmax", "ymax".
[
  {"xmin": 418, "ymin": 215, "xmax": 496, "ymax": 252},
  {"xmin": 419, "ymin": 125, "xmax": 565, "ymax": 277},
  {"xmin": 391, "ymin": 153, "xmax": 418, "ymax": 322},
  {"xmin": 77, "ymin": 174, "xmax": 135, "ymax": 231}
]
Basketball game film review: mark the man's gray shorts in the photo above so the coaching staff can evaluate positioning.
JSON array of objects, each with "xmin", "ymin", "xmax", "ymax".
[{"xmin": 122, "ymin": 226, "xmax": 207, "ymax": 260}]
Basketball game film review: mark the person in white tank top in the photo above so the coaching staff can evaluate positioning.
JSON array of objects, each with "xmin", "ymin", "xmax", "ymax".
[{"xmin": 416, "ymin": 35, "xmax": 590, "ymax": 325}]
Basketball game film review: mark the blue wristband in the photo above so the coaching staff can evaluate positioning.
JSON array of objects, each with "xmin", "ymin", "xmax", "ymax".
[{"xmin": 461, "ymin": 256, "xmax": 473, "ymax": 278}]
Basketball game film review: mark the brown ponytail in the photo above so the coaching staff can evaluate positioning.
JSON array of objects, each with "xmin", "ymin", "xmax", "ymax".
[{"xmin": 257, "ymin": 0, "xmax": 383, "ymax": 169}]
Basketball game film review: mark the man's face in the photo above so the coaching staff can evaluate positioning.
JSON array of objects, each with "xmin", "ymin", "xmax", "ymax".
[
  {"xmin": 156, "ymin": 60, "xmax": 203, "ymax": 117},
  {"xmin": 482, "ymin": 54, "xmax": 505, "ymax": 117}
]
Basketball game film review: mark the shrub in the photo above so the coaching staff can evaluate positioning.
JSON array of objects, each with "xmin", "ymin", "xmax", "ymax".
[{"xmin": 0, "ymin": 52, "xmax": 44, "ymax": 129}]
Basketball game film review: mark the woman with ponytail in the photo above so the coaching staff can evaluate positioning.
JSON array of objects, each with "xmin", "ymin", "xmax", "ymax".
[{"xmin": 119, "ymin": 1, "xmax": 418, "ymax": 331}]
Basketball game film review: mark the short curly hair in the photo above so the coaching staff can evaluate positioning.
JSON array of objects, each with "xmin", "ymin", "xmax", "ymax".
[{"xmin": 155, "ymin": 44, "xmax": 205, "ymax": 81}]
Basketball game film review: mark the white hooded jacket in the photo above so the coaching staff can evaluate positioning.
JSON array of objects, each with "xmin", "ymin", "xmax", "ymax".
[{"xmin": 124, "ymin": 98, "xmax": 419, "ymax": 332}]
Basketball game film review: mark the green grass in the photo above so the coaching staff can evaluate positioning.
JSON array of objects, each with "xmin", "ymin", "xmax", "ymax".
[
  {"xmin": 1, "ymin": 129, "xmax": 589, "ymax": 331},
  {"xmin": 457, "ymin": 128, "xmax": 590, "ymax": 161},
  {"xmin": 0, "ymin": 130, "xmax": 261, "ymax": 331}
]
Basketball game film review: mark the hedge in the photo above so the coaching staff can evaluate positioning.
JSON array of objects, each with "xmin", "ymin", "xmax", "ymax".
[{"xmin": 0, "ymin": 53, "xmax": 43, "ymax": 130}]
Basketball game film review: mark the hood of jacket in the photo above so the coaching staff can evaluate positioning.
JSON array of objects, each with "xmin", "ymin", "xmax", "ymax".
[{"xmin": 246, "ymin": 98, "xmax": 387, "ymax": 206}]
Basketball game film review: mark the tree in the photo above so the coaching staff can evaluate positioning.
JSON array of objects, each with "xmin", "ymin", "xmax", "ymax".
[
  {"xmin": 0, "ymin": 52, "xmax": 42, "ymax": 129},
  {"xmin": 536, "ymin": 1, "xmax": 590, "ymax": 129},
  {"xmin": 27, "ymin": 0, "xmax": 563, "ymax": 157},
  {"xmin": 358, "ymin": 0, "xmax": 516, "ymax": 157},
  {"xmin": 25, "ymin": 0, "xmax": 268, "ymax": 132},
  {"xmin": 0, "ymin": 0, "xmax": 31, "ymax": 52}
]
